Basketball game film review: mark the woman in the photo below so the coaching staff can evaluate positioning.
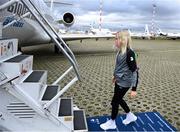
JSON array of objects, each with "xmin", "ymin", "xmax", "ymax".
[{"xmin": 100, "ymin": 31, "xmax": 139, "ymax": 130}]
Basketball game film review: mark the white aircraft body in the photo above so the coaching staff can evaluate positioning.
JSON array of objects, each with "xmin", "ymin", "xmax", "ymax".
[
  {"xmin": 129, "ymin": 24, "xmax": 152, "ymax": 39},
  {"xmin": 0, "ymin": 0, "xmax": 76, "ymax": 47},
  {"xmin": 157, "ymin": 28, "xmax": 180, "ymax": 40},
  {"xmin": 89, "ymin": 27, "xmax": 113, "ymax": 35},
  {"xmin": 156, "ymin": 28, "xmax": 167, "ymax": 36},
  {"xmin": 0, "ymin": 0, "xmax": 114, "ymax": 50}
]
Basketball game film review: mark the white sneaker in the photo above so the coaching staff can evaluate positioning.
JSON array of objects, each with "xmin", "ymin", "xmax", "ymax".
[
  {"xmin": 100, "ymin": 119, "xmax": 117, "ymax": 130},
  {"xmin": 122, "ymin": 112, "xmax": 137, "ymax": 125}
]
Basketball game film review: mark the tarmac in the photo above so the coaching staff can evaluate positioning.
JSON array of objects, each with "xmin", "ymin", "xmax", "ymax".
[{"xmin": 23, "ymin": 38, "xmax": 180, "ymax": 130}]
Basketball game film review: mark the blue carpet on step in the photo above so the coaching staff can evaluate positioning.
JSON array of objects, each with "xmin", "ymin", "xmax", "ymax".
[{"xmin": 87, "ymin": 112, "xmax": 177, "ymax": 131}]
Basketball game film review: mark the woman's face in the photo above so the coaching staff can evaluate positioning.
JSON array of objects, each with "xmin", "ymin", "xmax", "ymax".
[{"xmin": 115, "ymin": 33, "xmax": 122, "ymax": 49}]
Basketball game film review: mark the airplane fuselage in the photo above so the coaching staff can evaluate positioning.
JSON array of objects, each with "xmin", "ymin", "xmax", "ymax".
[{"xmin": 1, "ymin": 0, "xmax": 51, "ymax": 47}]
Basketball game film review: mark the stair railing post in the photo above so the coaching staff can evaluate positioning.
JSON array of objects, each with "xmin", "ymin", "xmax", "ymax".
[
  {"xmin": 0, "ymin": 0, "xmax": 19, "ymax": 11},
  {"xmin": 0, "ymin": 22, "xmax": 2, "ymax": 38},
  {"xmin": 20, "ymin": 0, "xmax": 80, "ymax": 81},
  {"xmin": 28, "ymin": 0, "xmax": 78, "ymax": 67}
]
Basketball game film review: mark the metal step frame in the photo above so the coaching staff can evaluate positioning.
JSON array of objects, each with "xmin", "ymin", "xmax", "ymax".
[
  {"xmin": 0, "ymin": 1, "xmax": 80, "ymax": 107},
  {"xmin": 0, "ymin": 1, "xmax": 88, "ymax": 131}
]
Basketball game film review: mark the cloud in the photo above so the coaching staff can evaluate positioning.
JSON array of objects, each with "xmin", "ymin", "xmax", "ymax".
[{"xmin": 52, "ymin": 0, "xmax": 180, "ymax": 31}]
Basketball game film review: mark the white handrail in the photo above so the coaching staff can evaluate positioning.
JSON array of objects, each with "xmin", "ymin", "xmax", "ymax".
[
  {"xmin": 28, "ymin": 0, "xmax": 78, "ymax": 67},
  {"xmin": 1, "ymin": 0, "xmax": 81, "ymax": 110},
  {"xmin": 44, "ymin": 77, "xmax": 78, "ymax": 109},
  {"xmin": 0, "ymin": 22, "xmax": 2, "ymax": 37},
  {"xmin": 0, "ymin": 0, "xmax": 19, "ymax": 11},
  {"xmin": 52, "ymin": 66, "xmax": 73, "ymax": 85},
  {"xmin": 20, "ymin": 0, "xmax": 80, "ymax": 81}
]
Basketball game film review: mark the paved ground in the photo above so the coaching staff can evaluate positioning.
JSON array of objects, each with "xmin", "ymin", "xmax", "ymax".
[{"xmin": 23, "ymin": 39, "xmax": 180, "ymax": 130}]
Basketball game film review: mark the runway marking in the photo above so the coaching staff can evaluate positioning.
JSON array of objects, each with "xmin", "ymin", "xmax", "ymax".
[
  {"xmin": 138, "ymin": 116, "xmax": 145, "ymax": 125},
  {"xmin": 154, "ymin": 113, "xmax": 174, "ymax": 131},
  {"xmin": 158, "ymin": 121, "xmax": 164, "ymax": 127},
  {"xmin": 148, "ymin": 123, "xmax": 156, "ymax": 131},
  {"xmin": 132, "ymin": 126, "xmax": 137, "ymax": 132},
  {"xmin": 160, "ymin": 128, "xmax": 164, "ymax": 132},
  {"xmin": 135, "ymin": 121, "xmax": 140, "ymax": 127},
  {"xmin": 116, "ymin": 127, "xmax": 119, "ymax": 131},
  {"xmin": 143, "ymin": 127, "xmax": 147, "ymax": 132},
  {"xmin": 120, "ymin": 116, "xmax": 123, "ymax": 122},
  {"xmin": 145, "ymin": 113, "xmax": 154, "ymax": 124}
]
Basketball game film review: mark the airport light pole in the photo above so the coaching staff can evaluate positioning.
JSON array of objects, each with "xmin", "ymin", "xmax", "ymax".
[
  {"xmin": 50, "ymin": 0, "xmax": 54, "ymax": 11},
  {"xmin": 99, "ymin": 0, "xmax": 103, "ymax": 32},
  {"xmin": 151, "ymin": 0, "xmax": 157, "ymax": 35}
]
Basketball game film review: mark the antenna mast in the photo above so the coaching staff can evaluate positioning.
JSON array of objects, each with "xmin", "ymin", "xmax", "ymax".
[
  {"xmin": 151, "ymin": 0, "xmax": 156, "ymax": 35},
  {"xmin": 99, "ymin": 0, "xmax": 103, "ymax": 31},
  {"xmin": 50, "ymin": 0, "xmax": 54, "ymax": 11}
]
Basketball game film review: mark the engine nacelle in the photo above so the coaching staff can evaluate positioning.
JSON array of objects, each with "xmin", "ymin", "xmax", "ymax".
[{"xmin": 61, "ymin": 12, "xmax": 74, "ymax": 27}]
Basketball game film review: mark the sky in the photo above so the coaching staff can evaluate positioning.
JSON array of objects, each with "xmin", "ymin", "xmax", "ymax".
[{"xmin": 50, "ymin": 0, "xmax": 180, "ymax": 32}]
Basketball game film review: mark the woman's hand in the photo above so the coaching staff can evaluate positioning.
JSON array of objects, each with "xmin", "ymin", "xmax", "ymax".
[
  {"xmin": 130, "ymin": 91, "xmax": 137, "ymax": 98},
  {"xmin": 112, "ymin": 76, "xmax": 116, "ymax": 84}
]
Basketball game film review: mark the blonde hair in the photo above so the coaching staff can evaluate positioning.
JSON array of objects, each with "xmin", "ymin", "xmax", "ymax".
[{"xmin": 116, "ymin": 30, "xmax": 132, "ymax": 54}]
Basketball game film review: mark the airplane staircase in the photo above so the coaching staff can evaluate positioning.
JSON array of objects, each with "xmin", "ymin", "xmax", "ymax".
[
  {"xmin": 0, "ymin": 33, "xmax": 87, "ymax": 132},
  {"xmin": 0, "ymin": 0, "xmax": 88, "ymax": 131}
]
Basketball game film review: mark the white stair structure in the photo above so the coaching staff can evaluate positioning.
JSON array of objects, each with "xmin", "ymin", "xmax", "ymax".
[
  {"xmin": 0, "ymin": 0, "xmax": 88, "ymax": 131},
  {"xmin": 0, "ymin": 37, "xmax": 87, "ymax": 132}
]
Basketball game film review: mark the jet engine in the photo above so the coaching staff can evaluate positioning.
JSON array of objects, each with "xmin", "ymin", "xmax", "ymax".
[{"xmin": 58, "ymin": 12, "xmax": 74, "ymax": 27}]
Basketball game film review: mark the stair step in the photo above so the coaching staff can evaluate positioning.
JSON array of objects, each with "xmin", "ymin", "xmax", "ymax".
[
  {"xmin": 1, "ymin": 55, "xmax": 33, "ymax": 81},
  {"xmin": 42, "ymin": 85, "xmax": 59, "ymax": 101},
  {"xmin": 23, "ymin": 71, "xmax": 46, "ymax": 83},
  {"xmin": 5, "ymin": 55, "xmax": 30, "ymax": 63},
  {"xmin": 0, "ymin": 38, "xmax": 18, "ymax": 62},
  {"xmin": 13, "ymin": 70, "xmax": 47, "ymax": 101},
  {"xmin": 58, "ymin": 98, "xmax": 72, "ymax": 117},
  {"xmin": 73, "ymin": 110, "xmax": 88, "ymax": 131}
]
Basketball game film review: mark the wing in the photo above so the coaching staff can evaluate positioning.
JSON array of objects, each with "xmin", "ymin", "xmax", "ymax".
[{"xmin": 60, "ymin": 34, "xmax": 115, "ymax": 41}]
